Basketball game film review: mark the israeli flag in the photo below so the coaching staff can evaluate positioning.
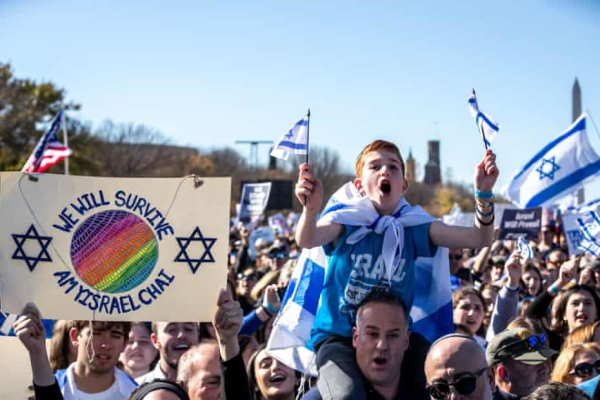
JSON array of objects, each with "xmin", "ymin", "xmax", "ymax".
[
  {"xmin": 517, "ymin": 236, "xmax": 533, "ymax": 260},
  {"xmin": 266, "ymin": 247, "xmax": 325, "ymax": 375},
  {"xmin": 266, "ymin": 183, "xmax": 453, "ymax": 374},
  {"xmin": 577, "ymin": 211, "xmax": 600, "ymax": 257},
  {"xmin": 468, "ymin": 91, "xmax": 500, "ymax": 147},
  {"xmin": 503, "ymin": 113, "xmax": 600, "ymax": 208},
  {"xmin": 266, "ymin": 247, "xmax": 452, "ymax": 375},
  {"xmin": 270, "ymin": 114, "xmax": 309, "ymax": 160}
]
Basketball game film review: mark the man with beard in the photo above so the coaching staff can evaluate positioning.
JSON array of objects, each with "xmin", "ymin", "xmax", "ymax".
[
  {"xmin": 137, "ymin": 321, "xmax": 200, "ymax": 384},
  {"xmin": 486, "ymin": 328, "xmax": 557, "ymax": 399},
  {"xmin": 14, "ymin": 302, "xmax": 136, "ymax": 399}
]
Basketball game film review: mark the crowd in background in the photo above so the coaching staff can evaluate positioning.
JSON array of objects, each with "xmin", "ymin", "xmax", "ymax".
[{"xmin": 13, "ymin": 212, "xmax": 600, "ymax": 399}]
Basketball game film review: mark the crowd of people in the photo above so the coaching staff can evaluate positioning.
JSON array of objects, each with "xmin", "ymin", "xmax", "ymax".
[{"xmin": 11, "ymin": 140, "xmax": 600, "ymax": 399}]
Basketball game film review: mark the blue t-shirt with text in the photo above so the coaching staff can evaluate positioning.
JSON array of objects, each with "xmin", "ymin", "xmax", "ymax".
[{"xmin": 310, "ymin": 222, "xmax": 436, "ymax": 346}]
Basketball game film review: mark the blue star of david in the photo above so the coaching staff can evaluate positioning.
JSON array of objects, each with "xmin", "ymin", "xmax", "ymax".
[
  {"xmin": 174, "ymin": 227, "xmax": 217, "ymax": 274},
  {"xmin": 284, "ymin": 130, "xmax": 294, "ymax": 140},
  {"xmin": 536, "ymin": 156, "xmax": 561, "ymax": 180},
  {"xmin": 11, "ymin": 224, "xmax": 53, "ymax": 272}
]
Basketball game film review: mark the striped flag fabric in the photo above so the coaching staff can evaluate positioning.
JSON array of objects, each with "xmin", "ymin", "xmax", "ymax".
[
  {"xmin": 270, "ymin": 114, "xmax": 309, "ymax": 160},
  {"xmin": 503, "ymin": 113, "xmax": 600, "ymax": 208},
  {"xmin": 577, "ymin": 211, "xmax": 600, "ymax": 257},
  {"xmin": 22, "ymin": 110, "xmax": 72, "ymax": 173},
  {"xmin": 266, "ymin": 182, "xmax": 453, "ymax": 374},
  {"xmin": 517, "ymin": 236, "xmax": 533, "ymax": 260},
  {"xmin": 468, "ymin": 90, "xmax": 500, "ymax": 147}
]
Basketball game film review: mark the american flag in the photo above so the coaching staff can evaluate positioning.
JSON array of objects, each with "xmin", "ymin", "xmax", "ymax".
[{"xmin": 22, "ymin": 110, "xmax": 72, "ymax": 173}]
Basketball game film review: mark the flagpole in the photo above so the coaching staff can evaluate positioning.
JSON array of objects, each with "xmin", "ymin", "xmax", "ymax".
[
  {"xmin": 61, "ymin": 107, "xmax": 69, "ymax": 175},
  {"xmin": 306, "ymin": 108, "xmax": 310, "ymax": 164},
  {"xmin": 472, "ymin": 89, "xmax": 488, "ymax": 151},
  {"xmin": 304, "ymin": 108, "xmax": 310, "ymax": 207}
]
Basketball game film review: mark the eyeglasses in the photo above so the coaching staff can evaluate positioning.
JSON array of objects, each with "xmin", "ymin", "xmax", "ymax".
[
  {"xmin": 426, "ymin": 368, "xmax": 487, "ymax": 399},
  {"xmin": 269, "ymin": 252, "xmax": 288, "ymax": 259},
  {"xmin": 573, "ymin": 360, "xmax": 600, "ymax": 378},
  {"xmin": 237, "ymin": 272, "xmax": 257, "ymax": 281},
  {"xmin": 449, "ymin": 254, "xmax": 462, "ymax": 261}
]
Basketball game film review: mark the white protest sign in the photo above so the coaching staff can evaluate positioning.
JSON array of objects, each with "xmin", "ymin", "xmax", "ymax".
[
  {"xmin": 562, "ymin": 212, "xmax": 585, "ymax": 255},
  {"xmin": 0, "ymin": 173, "xmax": 230, "ymax": 321}
]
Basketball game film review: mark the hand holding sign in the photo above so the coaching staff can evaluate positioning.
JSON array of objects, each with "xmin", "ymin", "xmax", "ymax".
[
  {"xmin": 13, "ymin": 302, "xmax": 46, "ymax": 355},
  {"xmin": 213, "ymin": 289, "xmax": 243, "ymax": 341}
]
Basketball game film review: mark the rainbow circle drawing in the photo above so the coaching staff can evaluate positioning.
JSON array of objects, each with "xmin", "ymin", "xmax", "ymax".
[{"xmin": 70, "ymin": 210, "xmax": 159, "ymax": 294}]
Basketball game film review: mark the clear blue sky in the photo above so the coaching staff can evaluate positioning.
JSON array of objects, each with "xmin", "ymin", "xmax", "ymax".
[{"xmin": 2, "ymin": 1, "xmax": 600, "ymax": 204}]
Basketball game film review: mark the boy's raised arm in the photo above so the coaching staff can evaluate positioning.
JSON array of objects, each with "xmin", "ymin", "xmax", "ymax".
[
  {"xmin": 294, "ymin": 163, "xmax": 342, "ymax": 249},
  {"xmin": 429, "ymin": 149, "xmax": 498, "ymax": 249}
]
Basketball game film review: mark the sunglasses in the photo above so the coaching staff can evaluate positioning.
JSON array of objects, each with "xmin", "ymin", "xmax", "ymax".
[
  {"xmin": 524, "ymin": 332, "xmax": 547, "ymax": 349},
  {"xmin": 269, "ymin": 252, "xmax": 287, "ymax": 259},
  {"xmin": 426, "ymin": 368, "xmax": 487, "ymax": 399},
  {"xmin": 449, "ymin": 254, "xmax": 462, "ymax": 261},
  {"xmin": 237, "ymin": 272, "xmax": 257, "ymax": 281},
  {"xmin": 573, "ymin": 360, "xmax": 600, "ymax": 378}
]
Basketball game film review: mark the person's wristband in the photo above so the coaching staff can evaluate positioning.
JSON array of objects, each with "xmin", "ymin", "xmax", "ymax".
[
  {"xmin": 475, "ymin": 190, "xmax": 494, "ymax": 199},
  {"xmin": 475, "ymin": 213, "xmax": 495, "ymax": 226},
  {"xmin": 264, "ymin": 303, "xmax": 277, "ymax": 315},
  {"xmin": 260, "ymin": 306, "xmax": 273, "ymax": 318},
  {"xmin": 548, "ymin": 284, "xmax": 560, "ymax": 295}
]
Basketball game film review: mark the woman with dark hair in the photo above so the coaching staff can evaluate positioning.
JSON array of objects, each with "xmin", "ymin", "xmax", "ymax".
[
  {"xmin": 525, "ymin": 257, "xmax": 600, "ymax": 351},
  {"xmin": 247, "ymin": 344, "xmax": 297, "ymax": 400},
  {"xmin": 452, "ymin": 286, "xmax": 486, "ymax": 347},
  {"xmin": 521, "ymin": 263, "xmax": 544, "ymax": 298},
  {"xmin": 553, "ymin": 284, "xmax": 600, "ymax": 336}
]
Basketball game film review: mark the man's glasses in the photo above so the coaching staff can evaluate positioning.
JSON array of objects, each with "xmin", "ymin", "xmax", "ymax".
[
  {"xmin": 573, "ymin": 360, "xmax": 600, "ymax": 378},
  {"xmin": 449, "ymin": 254, "xmax": 462, "ymax": 261},
  {"xmin": 237, "ymin": 272, "xmax": 257, "ymax": 281},
  {"xmin": 426, "ymin": 368, "xmax": 487, "ymax": 399}
]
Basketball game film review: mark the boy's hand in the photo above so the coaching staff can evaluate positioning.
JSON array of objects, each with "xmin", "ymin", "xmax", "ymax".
[
  {"xmin": 474, "ymin": 149, "xmax": 499, "ymax": 192},
  {"xmin": 295, "ymin": 163, "xmax": 323, "ymax": 213},
  {"xmin": 13, "ymin": 302, "xmax": 46, "ymax": 355}
]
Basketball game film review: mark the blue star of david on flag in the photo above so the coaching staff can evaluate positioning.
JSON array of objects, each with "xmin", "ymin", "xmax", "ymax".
[
  {"xmin": 11, "ymin": 224, "xmax": 53, "ymax": 272},
  {"xmin": 174, "ymin": 227, "xmax": 217, "ymax": 274},
  {"xmin": 536, "ymin": 156, "xmax": 561, "ymax": 180}
]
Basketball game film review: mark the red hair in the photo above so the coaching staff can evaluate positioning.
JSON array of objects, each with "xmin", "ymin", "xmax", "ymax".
[{"xmin": 355, "ymin": 140, "xmax": 405, "ymax": 178}]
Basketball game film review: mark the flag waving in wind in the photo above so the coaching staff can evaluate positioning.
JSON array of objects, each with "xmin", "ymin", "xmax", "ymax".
[
  {"xmin": 468, "ymin": 90, "xmax": 500, "ymax": 148},
  {"xmin": 503, "ymin": 113, "xmax": 600, "ymax": 208},
  {"xmin": 270, "ymin": 112, "xmax": 309, "ymax": 161},
  {"xmin": 577, "ymin": 211, "xmax": 600, "ymax": 257},
  {"xmin": 22, "ymin": 109, "xmax": 72, "ymax": 173}
]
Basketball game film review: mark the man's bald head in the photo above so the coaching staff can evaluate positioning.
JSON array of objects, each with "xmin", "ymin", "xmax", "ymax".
[
  {"xmin": 425, "ymin": 334, "xmax": 494, "ymax": 400},
  {"xmin": 177, "ymin": 341, "xmax": 222, "ymax": 400}
]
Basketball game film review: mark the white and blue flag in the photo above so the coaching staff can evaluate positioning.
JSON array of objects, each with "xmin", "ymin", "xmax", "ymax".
[
  {"xmin": 468, "ymin": 91, "xmax": 500, "ymax": 147},
  {"xmin": 270, "ymin": 114, "xmax": 309, "ymax": 160},
  {"xmin": 503, "ymin": 113, "xmax": 600, "ymax": 208},
  {"xmin": 266, "ymin": 183, "xmax": 453, "ymax": 374},
  {"xmin": 577, "ymin": 211, "xmax": 600, "ymax": 257},
  {"xmin": 517, "ymin": 236, "xmax": 533, "ymax": 260}
]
